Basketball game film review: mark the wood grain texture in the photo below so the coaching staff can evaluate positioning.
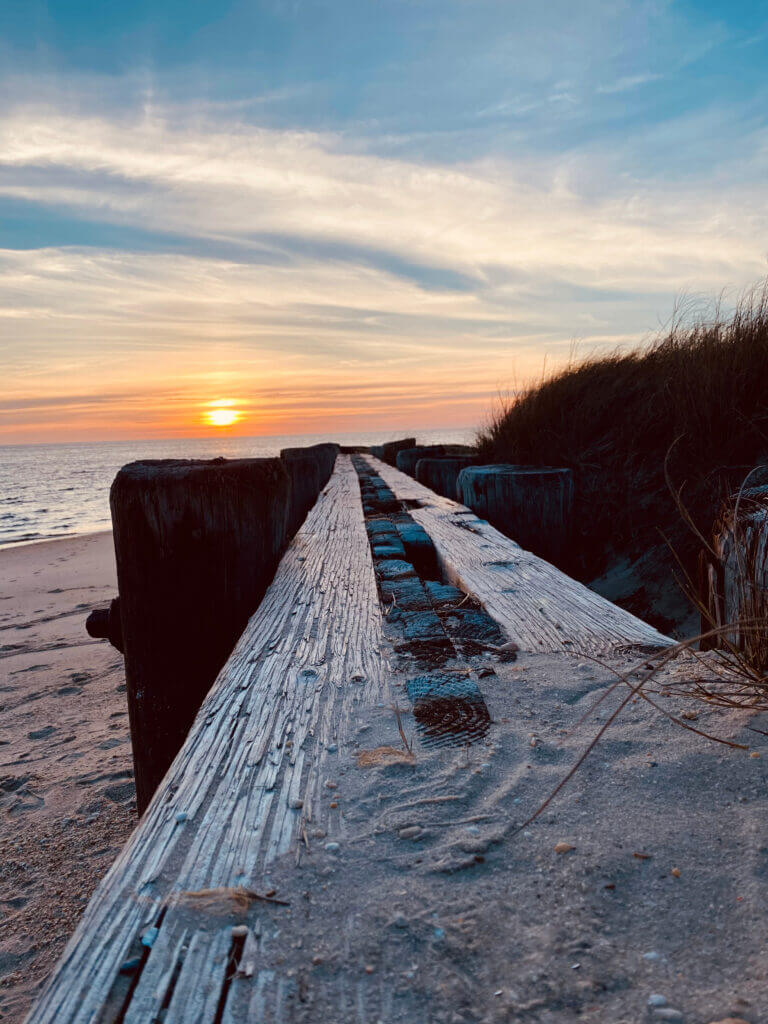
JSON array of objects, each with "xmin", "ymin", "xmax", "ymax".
[
  {"xmin": 28, "ymin": 456, "xmax": 386, "ymax": 1024},
  {"xmin": 368, "ymin": 456, "xmax": 671, "ymax": 654},
  {"xmin": 110, "ymin": 457, "xmax": 292, "ymax": 812}
]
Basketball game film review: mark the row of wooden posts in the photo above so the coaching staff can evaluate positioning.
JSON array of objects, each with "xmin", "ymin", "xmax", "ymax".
[{"xmin": 89, "ymin": 437, "xmax": 765, "ymax": 815}]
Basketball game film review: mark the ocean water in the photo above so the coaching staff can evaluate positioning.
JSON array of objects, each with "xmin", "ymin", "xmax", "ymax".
[{"xmin": 0, "ymin": 427, "xmax": 475, "ymax": 549}]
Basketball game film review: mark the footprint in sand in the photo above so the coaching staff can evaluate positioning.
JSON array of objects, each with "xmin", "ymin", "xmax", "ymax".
[
  {"xmin": 103, "ymin": 781, "xmax": 135, "ymax": 803},
  {"xmin": 28, "ymin": 726, "xmax": 56, "ymax": 740}
]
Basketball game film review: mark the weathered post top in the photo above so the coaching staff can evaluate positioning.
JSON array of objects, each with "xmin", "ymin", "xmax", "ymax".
[
  {"xmin": 110, "ymin": 457, "xmax": 291, "ymax": 813},
  {"xmin": 457, "ymin": 463, "xmax": 574, "ymax": 567}
]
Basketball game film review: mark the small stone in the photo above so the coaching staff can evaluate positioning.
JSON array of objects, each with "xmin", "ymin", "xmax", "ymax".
[
  {"xmin": 312, "ymin": 954, "xmax": 323, "ymax": 965},
  {"xmin": 643, "ymin": 951, "xmax": 662, "ymax": 961},
  {"xmin": 264, "ymin": 888, "xmax": 276, "ymax": 897},
  {"xmin": 231, "ymin": 924, "xmax": 248, "ymax": 937},
  {"xmin": 329, "ymin": 801, "xmax": 338, "ymax": 809},
  {"xmin": 554, "ymin": 841, "xmax": 574, "ymax": 854},
  {"xmin": 681, "ymin": 710, "xmax": 698, "ymax": 721},
  {"xmin": 325, "ymin": 780, "xmax": 337, "ymax": 790},
  {"xmin": 325, "ymin": 841, "xmax": 340, "ymax": 853},
  {"xmin": 312, "ymin": 829, "xmax": 326, "ymax": 839},
  {"xmin": 393, "ymin": 913, "xmax": 408, "ymax": 928},
  {"xmin": 365, "ymin": 964, "xmax": 375, "ymax": 974},
  {"xmin": 648, "ymin": 995, "xmax": 668, "ymax": 1007},
  {"xmin": 749, "ymin": 751, "xmax": 760, "ymax": 759},
  {"xmin": 327, "ymin": 744, "xmax": 337, "ymax": 753},
  {"xmin": 433, "ymin": 927, "xmax": 445, "ymax": 941},
  {"xmin": 289, "ymin": 798, "xmax": 304, "ymax": 810},
  {"xmin": 398, "ymin": 826, "xmax": 423, "ymax": 840},
  {"xmin": 175, "ymin": 811, "xmax": 188, "ymax": 823},
  {"xmin": 671, "ymin": 867, "xmax": 681, "ymax": 878}
]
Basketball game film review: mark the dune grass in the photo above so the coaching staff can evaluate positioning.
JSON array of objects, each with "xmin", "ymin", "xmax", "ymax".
[{"xmin": 477, "ymin": 286, "xmax": 768, "ymax": 628}]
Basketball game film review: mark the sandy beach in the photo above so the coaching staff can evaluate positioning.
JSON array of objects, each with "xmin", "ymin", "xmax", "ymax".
[{"xmin": 0, "ymin": 533, "xmax": 136, "ymax": 1023}]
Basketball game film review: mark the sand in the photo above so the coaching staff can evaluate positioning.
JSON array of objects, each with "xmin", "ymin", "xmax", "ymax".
[
  {"xmin": 0, "ymin": 533, "xmax": 135, "ymax": 1023},
  {"xmin": 2, "ymin": 533, "xmax": 768, "ymax": 1023}
]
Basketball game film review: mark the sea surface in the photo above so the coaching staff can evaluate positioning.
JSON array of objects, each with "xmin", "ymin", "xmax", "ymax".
[{"xmin": 0, "ymin": 428, "xmax": 475, "ymax": 549}]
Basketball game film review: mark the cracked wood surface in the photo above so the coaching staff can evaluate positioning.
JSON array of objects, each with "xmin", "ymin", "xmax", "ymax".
[
  {"xmin": 367, "ymin": 456, "xmax": 671, "ymax": 654},
  {"xmin": 27, "ymin": 456, "xmax": 387, "ymax": 1024}
]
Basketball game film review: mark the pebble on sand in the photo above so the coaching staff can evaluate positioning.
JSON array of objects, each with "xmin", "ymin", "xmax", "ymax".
[
  {"xmin": 554, "ymin": 841, "xmax": 574, "ymax": 854},
  {"xmin": 399, "ymin": 826, "xmax": 423, "ymax": 840}
]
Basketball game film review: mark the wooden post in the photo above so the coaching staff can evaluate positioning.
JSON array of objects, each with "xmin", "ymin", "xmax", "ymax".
[
  {"xmin": 280, "ymin": 443, "xmax": 338, "ymax": 489},
  {"xmin": 380, "ymin": 437, "xmax": 416, "ymax": 466},
  {"xmin": 281, "ymin": 454, "xmax": 322, "ymax": 540},
  {"xmin": 110, "ymin": 457, "xmax": 291, "ymax": 814},
  {"xmin": 395, "ymin": 444, "xmax": 474, "ymax": 477},
  {"xmin": 457, "ymin": 464, "xmax": 574, "ymax": 565},
  {"xmin": 415, "ymin": 455, "xmax": 480, "ymax": 499},
  {"xmin": 701, "ymin": 485, "xmax": 768, "ymax": 661}
]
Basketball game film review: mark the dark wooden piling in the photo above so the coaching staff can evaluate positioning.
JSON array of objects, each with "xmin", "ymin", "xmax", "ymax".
[
  {"xmin": 280, "ymin": 443, "xmax": 338, "ymax": 489},
  {"xmin": 110, "ymin": 457, "xmax": 291, "ymax": 813},
  {"xmin": 415, "ymin": 455, "xmax": 480, "ymax": 499},
  {"xmin": 281, "ymin": 454, "xmax": 323, "ymax": 540},
  {"xmin": 457, "ymin": 464, "xmax": 574, "ymax": 565},
  {"xmin": 395, "ymin": 444, "xmax": 474, "ymax": 478},
  {"xmin": 380, "ymin": 437, "xmax": 416, "ymax": 467}
]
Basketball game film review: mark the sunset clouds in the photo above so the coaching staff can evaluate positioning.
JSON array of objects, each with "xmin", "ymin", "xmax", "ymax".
[{"xmin": 1, "ymin": 1, "xmax": 767, "ymax": 441}]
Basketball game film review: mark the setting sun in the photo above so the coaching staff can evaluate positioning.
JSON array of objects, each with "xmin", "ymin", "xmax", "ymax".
[{"xmin": 204, "ymin": 399, "xmax": 242, "ymax": 428}]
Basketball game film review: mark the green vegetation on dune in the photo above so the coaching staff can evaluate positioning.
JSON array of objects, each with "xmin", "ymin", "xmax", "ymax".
[{"xmin": 477, "ymin": 286, "xmax": 768, "ymax": 633}]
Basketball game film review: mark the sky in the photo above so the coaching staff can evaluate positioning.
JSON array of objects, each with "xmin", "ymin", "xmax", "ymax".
[{"xmin": 1, "ymin": 1, "xmax": 767, "ymax": 443}]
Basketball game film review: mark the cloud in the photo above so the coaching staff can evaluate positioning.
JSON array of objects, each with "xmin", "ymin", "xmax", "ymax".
[{"xmin": 1, "ymin": 89, "xmax": 767, "ymax": 441}]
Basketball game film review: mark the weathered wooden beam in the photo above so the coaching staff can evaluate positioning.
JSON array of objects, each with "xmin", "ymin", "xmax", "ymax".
[
  {"xmin": 110, "ymin": 457, "xmax": 291, "ymax": 813},
  {"xmin": 29, "ymin": 456, "xmax": 386, "ymax": 1024},
  {"xmin": 415, "ymin": 455, "xmax": 480, "ymax": 500},
  {"xmin": 457, "ymin": 464, "xmax": 574, "ymax": 566},
  {"xmin": 369, "ymin": 456, "xmax": 670, "ymax": 654}
]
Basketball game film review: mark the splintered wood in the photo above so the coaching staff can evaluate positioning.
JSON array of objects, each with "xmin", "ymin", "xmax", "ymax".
[{"xmin": 367, "ymin": 456, "xmax": 671, "ymax": 654}]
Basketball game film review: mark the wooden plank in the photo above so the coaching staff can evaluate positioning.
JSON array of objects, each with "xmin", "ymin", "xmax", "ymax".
[
  {"xmin": 27, "ymin": 456, "xmax": 387, "ymax": 1024},
  {"xmin": 367, "ymin": 455, "xmax": 671, "ymax": 654}
]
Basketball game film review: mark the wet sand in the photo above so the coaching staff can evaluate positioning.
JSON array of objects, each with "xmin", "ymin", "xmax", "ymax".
[{"xmin": 0, "ymin": 533, "xmax": 135, "ymax": 1023}]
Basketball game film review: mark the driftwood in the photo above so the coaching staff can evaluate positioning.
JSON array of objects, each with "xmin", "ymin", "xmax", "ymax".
[
  {"xmin": 110, "ymin": 458, "xmax": 291, "ymax": 813},
  {"xmin": 457, "ymin": 464, "xmax": 574, "ymax": 566}
]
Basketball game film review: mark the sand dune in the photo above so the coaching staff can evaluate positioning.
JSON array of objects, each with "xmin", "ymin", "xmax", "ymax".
[{"xmin": 0, "ymin": 533, "xmax": 135, "ymax": 1023}]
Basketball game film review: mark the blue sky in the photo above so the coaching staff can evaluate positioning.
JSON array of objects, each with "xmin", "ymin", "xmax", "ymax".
[{"xmin": 1, "ymin": 1, "xmax": 766, "ymax": 441}]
